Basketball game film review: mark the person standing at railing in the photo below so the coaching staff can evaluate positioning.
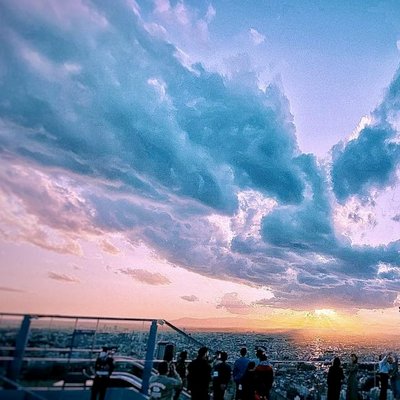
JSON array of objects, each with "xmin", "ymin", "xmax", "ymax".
[
  {"xmin": 389, "ymin": 354, "xmax": 400, "ymax": 400},
  {"xmin": 212, "ymin": 351, "xmax": 232, "ymax": 400},
  {"xmin": 379, "ymin": 353, "xmax": 392, "ymax": 400},
  {"xmin": 187, "ymin": 346, "xmax": 212, "ymax": 400},
  {"xmin": 173, "ymin": 350, "xmax": 188, "ymax": 400},
  {"xmin": 91, "ymin": 346, "xmax": 115, "ymax": 400},
  {"xmin": 150, "ymin": 361, "xmax": 182, "ymax": 400},
  {"xmin": 346, "ymin": 353, "xmax": 358, "ymax": 400},
  {"xmin": 327, "ymin": 357, "xmax": 344, "ymax": 400},
  {"xmin": 233, "ymin": 347, "xmax": 250, "ymax": 400},
  {"xmin": 241, "ymin": 361, "xmax": 257, "ymax": 400},
  {"xmin": 254, "ymin": 350, "xmax": 274, "ymax": 400}
]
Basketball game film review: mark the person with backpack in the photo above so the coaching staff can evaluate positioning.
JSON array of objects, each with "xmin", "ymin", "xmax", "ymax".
[{"xmin": 91, "ymin": 346, "xmax": 114, "ymax": 400}]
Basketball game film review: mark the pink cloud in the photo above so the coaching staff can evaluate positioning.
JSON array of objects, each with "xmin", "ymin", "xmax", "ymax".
[
  {"xmin": 100, "ymin": 240, "xmax": 120, "ymax": 255},
  {"xmin": 48, "ymin": 271, "xmax": 80, "ymax": 283},
  {"xmin": 0, "ymin": 286, "xmax": 25, "ymax": 293},
  {"xmin": 216, "ymin": 292, "xmax": 253, "ymax": 315},
  {"xmin": 181, "ymin": 295, "xmax": 199, "ymax": 302},
  {"xmin": 118, "ymin": 268, "xmax": 171, "ymax": 285}
]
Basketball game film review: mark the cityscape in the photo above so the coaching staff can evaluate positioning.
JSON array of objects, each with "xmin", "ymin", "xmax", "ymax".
[
  {"xmin": 1, "ymin": 315, "xmax": 400, "ymax": 400},
  {"xmin": 1, "ymin": 1, "xmax": 400, "ymax": 399}
]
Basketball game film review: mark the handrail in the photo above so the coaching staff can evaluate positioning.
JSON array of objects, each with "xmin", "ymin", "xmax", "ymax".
[
  {"xmin": 0, "ymin": 312, "xmax": 157, "ymax": 322},
  {"xmin": 0, "ymin": 375, "xmax": 48, "ymax": 400},
  {"xmin": 162, "ymin": 320, "xmax": 205, "ymax": 348}
]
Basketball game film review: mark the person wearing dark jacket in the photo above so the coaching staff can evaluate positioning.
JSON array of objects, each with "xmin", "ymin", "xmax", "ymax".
[
  {"xmin": 187, "ymin": 347, "xmax": 212, "ymax": 400},
  {"xmin": 327, "ymin": 357, "xmax": 344, "ymax": 400},
  {"xmin": 212, "ymin": 351, "xmax": 232, "ymax": 400},
  {"xmin": 241, "ymin": 361, "xmax": 257, "ymax": 400},
  {"xmin": 91, "ymin": 347, "xmax": 114, "ymax": 400},
  {"xmin": 173, "ymin": 350, "xmax": 188, "ymax": 400},
  {"xmin": 254, "ymin": 353, "xmax": 273, "ymax": 400}
]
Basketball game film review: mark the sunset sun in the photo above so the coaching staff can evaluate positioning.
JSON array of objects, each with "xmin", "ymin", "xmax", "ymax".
[{"xmin": 314, "ymin": 309, "xmax": 337, "ymax": 317}]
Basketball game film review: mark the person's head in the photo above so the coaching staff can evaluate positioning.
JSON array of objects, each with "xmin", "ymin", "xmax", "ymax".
[
  {"xmin": 198, "ymin": 346, "xmax": 209, "ymax": 359},
  {"xmin": 240, "ymin": 347, "xmax": 247, "ymax": 357},
  {"xmin": 388, "ymin": 355, "xmax": 394, "ymax": 364},
  {"xmin": 179, "ymin": 350, "xmax": 188, "ymax": 360},
  {"xmin": 333, "ymin": 357, "xmax": 341, "ymax": 367},
  {"xmin": 220, "ymin": 352, "xmax": 228, "ymax": 362},
  {"xmin": 256, "ymin": 347, "xmax": 266, "ymax": 359},
  {"xmin": 350, "ymin": 354, "xmax": 358, "ymax": 364},
  {"xmin": 158, "ymin": 361, "xmax": 169, "ymax": 375},
  {"xmin": 247, "ymin": 361, "xmax": 256, "ymax": 371}
]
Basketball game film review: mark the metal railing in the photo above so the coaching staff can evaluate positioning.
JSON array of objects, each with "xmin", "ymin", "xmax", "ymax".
[
  {"xmin": 0, "ymin": 375, "xmax": 47, "ymax": 400},
  {"xmin": 0, "ymin": 313, "xmax": 206, "ymax": 396},
  {"xmin": 0, "ymin": 313, "xmax": 393, "ymax": 400}
]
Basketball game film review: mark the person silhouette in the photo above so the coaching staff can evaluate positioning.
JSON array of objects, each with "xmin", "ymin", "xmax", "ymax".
[
  {"xmin": 327, "ymin": 357, "xmax": 344, "ymax": 400},
  {"xmin": 91, "ymin": 347, "xmax": 114, "ymax": 400},
  {"xmin": 187, "ymin": 347, "xmax": 212, "ymax": 400}
]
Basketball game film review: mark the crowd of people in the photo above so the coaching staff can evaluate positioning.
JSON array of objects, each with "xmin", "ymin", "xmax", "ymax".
[
  {"xmin": 90, "ymin": 345, "xmax": 400, "ymax": 400},
  {"xmin": 149, "ymin": 346, "xmax": 274, "ymax": 400},
  {"xmin": 327, "ymin": 353, "xmax": 400, "ymax": 400}
]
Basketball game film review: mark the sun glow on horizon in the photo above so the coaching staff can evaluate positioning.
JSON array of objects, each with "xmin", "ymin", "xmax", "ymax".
[{"xmin": 314, "ymin": 309, "xmax": 337, "ymax": 317}]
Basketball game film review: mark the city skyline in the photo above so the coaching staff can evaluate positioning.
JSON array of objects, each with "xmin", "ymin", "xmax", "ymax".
[{"xmin": 1, "ymin": 0, "xmax": 400, "ymax": 334}]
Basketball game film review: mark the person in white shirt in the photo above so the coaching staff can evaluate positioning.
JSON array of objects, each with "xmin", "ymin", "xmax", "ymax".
[{"xmin": 378, "ymin": 353, "xmax": 393, "ymax": 400}]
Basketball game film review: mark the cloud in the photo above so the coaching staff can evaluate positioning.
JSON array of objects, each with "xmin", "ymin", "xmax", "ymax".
[
  {"xmin": 331, "ymin": 67, "xmax": 400, "ymax": 203},
  {"xmin": 181, "ymin": 295, "xmax": 199, "ymax": 302},
  {"xmin": 1, "ymin": 0, "xmax": 400, "ymax": 312},
  {"xmin": 0, "ymin": 286, "xmax": 25, "ymax": 293},
  {"xmin": 100, "ymin": 240, "xmax": 120, "ymax": 255},
  {"xmin": 205, "ymin": 4, "xmax": 216, "ymax": 24},
  {"xmin": 118, "ymin": 268, "xmax": 171, "ymax": 285},
  {"xmin": 48, "ymin": 272, "xmax": 80, "ymax": 283},
  {"xmin": 216, "ymin": 292, "xmax": 253, "ymax": 315},
  {"xmin": 331, "ymin": 124, "xmax": 400, "ymax": 202},
  {"xmin": 152, "ymin": 0, "xmax": 214, "ymax": 42},
  {"xmin": 249, "ymin": 28, "xmax": 265, "ymax": 45}
]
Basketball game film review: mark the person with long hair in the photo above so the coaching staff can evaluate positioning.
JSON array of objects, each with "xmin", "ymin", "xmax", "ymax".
[
  {"xmin": 346, "ymin": 354, "xmax": 358, "ymax": 400},
  {"xmin": 327, "ymin": 357, "xmax": 344, "ymax": 400}
]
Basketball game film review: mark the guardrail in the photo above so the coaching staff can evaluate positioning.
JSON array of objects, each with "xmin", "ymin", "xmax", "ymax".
[
  {"xmin": 0, "ymin": 375, "xmax": 47, "ymax": 400},
  {"xmin": 0, "ymin": 313, "xmax": 207, "ymax": 396},
  {"xmin": 0, "ymin": 313, "xmax": 392, "ymax": 400}
]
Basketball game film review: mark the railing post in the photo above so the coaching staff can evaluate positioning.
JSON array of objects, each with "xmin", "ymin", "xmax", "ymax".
[
  {"xmin": 141, "ymin": 319, "xmax": 158, "ymax": 395},
  {"xmin": 5, "ymin": 314, "xmax": 32, "ymax": 387}
]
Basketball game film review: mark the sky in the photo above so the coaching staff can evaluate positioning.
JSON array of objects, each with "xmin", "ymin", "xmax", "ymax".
[{"xmin": 1, "ymin": 0, "xmax": 400, "ymax": 335}]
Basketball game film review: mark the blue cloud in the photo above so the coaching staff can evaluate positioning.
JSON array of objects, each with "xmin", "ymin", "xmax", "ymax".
[
  {"xmin": 331, "ymin": 124, "xmax": 400, "ymax": 202},
  {"xmin": 261, "ymin": 154, "xmax": 335, "ymax": 251},
  {"xmin": 331, "ymin": 66, "xmax": 400, "ymax": 202},
  {"xmin": 0, "ymin": 0, "xmax": 304, "ymax": 214},
  {"xmin": 1, "ymin": 0, "xmax": 400, "ymax": 311}
]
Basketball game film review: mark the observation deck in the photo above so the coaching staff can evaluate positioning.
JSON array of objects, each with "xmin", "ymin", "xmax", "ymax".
[{"xmin": 0, "ymin": 313, "xmax": 387, "ymax": 400}]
